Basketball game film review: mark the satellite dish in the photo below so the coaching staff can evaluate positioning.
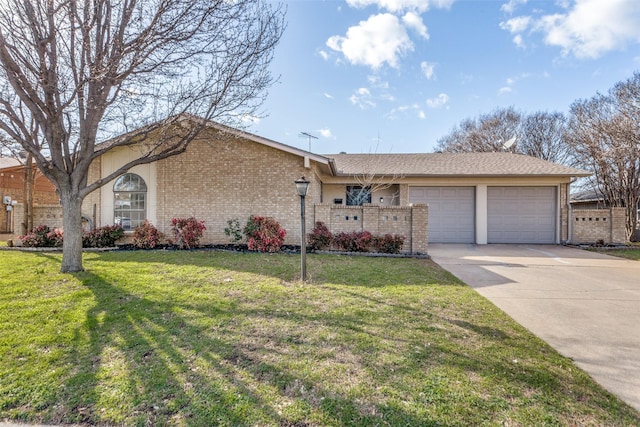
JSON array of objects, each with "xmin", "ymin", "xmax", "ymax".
[{"xmin": 502, "ymin": 136, "xmax": 516, "ymax": 150}]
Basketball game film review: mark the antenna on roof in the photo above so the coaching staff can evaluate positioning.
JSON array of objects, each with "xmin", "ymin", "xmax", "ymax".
[
  {"xmin": 299, "ymin": 132, "xmax": 318, "ymax": 152},
  {"xmin": 502, "ymin": 136, "xmax": 516, "ymax": 151}
]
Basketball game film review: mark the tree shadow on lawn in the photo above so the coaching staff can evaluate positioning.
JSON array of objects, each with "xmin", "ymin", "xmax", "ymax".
[
  {"xmin": 55, "ymin": 269, "xmax": 437, "ymax": 426},
  {"xmin": 18, "ymin": 252, "xmax": 637, "ymax": 425}
]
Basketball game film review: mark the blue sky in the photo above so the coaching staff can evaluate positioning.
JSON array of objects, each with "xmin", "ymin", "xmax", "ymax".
[{"xmin": 250, "ymin": 0, "xmax": 640, "ymax": 154}]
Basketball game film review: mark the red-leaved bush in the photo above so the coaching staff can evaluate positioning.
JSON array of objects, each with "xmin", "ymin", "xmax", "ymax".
[
  {"xmin": 82, "ymin": 225, "xmax": 125, "ymax": 248},
  {"xmin": 132, "ymin": 220, "xmax": 164, "ymax": 249},
  {"xmin": 333, "ymin": 231, "xmax": 373, "ymax": 252},
  {"xmin": 170, "ymin": 217, "xmax": 206, "ymax": 249},
  {"xmin": 372, "ymin": 234, "xmax": 405, "ymax": 254},
  {"xmin": 244, "ymin": 215, "xmax": 286, "ymax": 252},
  {"xmin": 308, "ymin": 221, "xmax": 333, "ymax": 251},
  {"xmin": 20, "ymin": 225, "xmax": 63, "ymax": 248}
]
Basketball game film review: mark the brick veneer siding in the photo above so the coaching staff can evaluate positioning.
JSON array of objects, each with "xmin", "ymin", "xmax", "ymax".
[
  {"xmin": 313, "ymin": 203, "xmax": 428, "ymax": 254},
  {"xmin": 571, "ymin": 208, "xmax": 626, "ymax": 244},
  {"xmin": 154, "ymin": 134, "xmax": 318, "ymax": 245},
  {"xmin": 11, "ymin": 204, "xmax": 63, "ymax": 236}
]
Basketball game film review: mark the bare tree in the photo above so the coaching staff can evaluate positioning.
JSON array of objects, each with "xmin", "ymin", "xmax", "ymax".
[
  {"xmin": 435, "ymin": 107, "xmax": 522, "ymax": 153},
  {"xmin": 519, "ymin": 111, "xmax": 574, "ymax": 165},
  {"xmin": 0, "ymin": 0, "xmax": 285, "ymax": 271},
  {"xmin": 436, "ymin": 107, "xmax": 574, "ymax": 166},
  {"xmin": 566, "ymin": 73, "xmax": 640, "ymax": 240}
]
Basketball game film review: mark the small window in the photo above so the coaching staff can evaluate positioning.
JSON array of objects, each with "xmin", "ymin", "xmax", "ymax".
[
  {"xmin": 346, "ymin": 185, "xmax": 371, "ymax": 206},
  {"xmin": 114, "ymin": 173, "xmax": 147, "ymax": 230}
]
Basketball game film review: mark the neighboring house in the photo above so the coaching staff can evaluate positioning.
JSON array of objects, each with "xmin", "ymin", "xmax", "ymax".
[
  {"xmin": 571, "ymin": 188, "xmax": 639, "ymax": 242},
  {"xmin": 1, "ymin": 157, "xmax": 58, "ymax": 233},
  {"xmin": 71, "ymin": 117, "xmax": 590, "ymax": 250},
  {"xmin": 571, "ymin": 189, "xmax": 640, "ymax": 220}
]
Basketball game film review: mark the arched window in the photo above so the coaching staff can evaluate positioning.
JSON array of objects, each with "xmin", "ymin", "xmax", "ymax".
[{"xmin": 113, "ymin": 173, "xmax": 147, "ymax": 230}]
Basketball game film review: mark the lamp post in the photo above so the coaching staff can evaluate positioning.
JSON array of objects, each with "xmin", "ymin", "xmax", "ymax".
[{"xmin": 295, "ymin": 176, "xmax": 310, "ymax": 281}]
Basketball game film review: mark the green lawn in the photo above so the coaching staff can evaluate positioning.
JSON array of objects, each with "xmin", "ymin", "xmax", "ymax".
[
  {"xmin": 589, "ymin": 246, "xmax": 640, "ymax": 261},
  {"xmin": 1, "ymin": 250, "xmax": 638, "ymax": 426}
]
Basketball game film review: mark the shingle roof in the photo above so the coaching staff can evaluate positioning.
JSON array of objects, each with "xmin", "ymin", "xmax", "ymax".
[
  {"xmin": 0, "ymin": 157, "xmax": 20, "ymax": 169},
  {"xmin": 325, "ymin": 152, "xmax": 590, "ymax": 177}
]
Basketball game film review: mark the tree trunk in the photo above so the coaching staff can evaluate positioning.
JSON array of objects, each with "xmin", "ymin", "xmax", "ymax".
[
  {"xmin": 24, "ymin": 154, "xmax": 34, "ymax": 233},
  {"xmin": 60, "ymin": 192, "xmax": 84, "ymax": 273}
]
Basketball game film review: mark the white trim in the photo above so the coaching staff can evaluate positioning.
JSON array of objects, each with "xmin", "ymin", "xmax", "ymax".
[{"xmin": 476, "ymin": 185, "xmax": 488, "ymax": 245}]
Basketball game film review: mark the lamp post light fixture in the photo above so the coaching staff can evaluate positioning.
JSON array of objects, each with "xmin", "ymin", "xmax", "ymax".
[{"xmin": 295, "ymin": 176, "xmax": 310, "ymax": 281}]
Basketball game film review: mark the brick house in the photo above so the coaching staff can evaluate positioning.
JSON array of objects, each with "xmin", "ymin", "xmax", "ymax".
[
  {"xmin": 1, "ymin": 157, "xmax": 58, "ymax": 234},
  {"xmin": 74, "ymin": 118, "xmax": 591, "ymax": 251}
]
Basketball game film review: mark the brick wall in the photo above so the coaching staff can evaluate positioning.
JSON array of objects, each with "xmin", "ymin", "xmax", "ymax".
[
  {"xmin": 155, "ymin": 132, "xmax": 317, "ymax": 245},
  {"xmin": 571, "ymin": 207, "xmax": 626, "ymax": 244},
  {"xmin": 10, "ymin": 204, "xmax": 63, "ymax": 236},
  {"xmin": 313, "ymin": 203, "xmax": 428, "ymax": 254}
]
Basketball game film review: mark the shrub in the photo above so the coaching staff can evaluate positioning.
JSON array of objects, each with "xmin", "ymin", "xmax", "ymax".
[
  {"xmin": 244, "ymin": 215, "xmax": 287, "ymax": 252},
  {"xmin": 372, "ymin": 234, "xmax": 405, "ymax": 254},
  {"xmin": 83, "ymin": 224, "xmax": 125, "ymax": 248},
  {"xmin": 333, "ymin": 231, "xmax": 373, "ymax": 252},
  {"xmin": 132, "ymin": 220, "xmax": 163, "ymax": 249},
  {"xmin": 308, "ymin": 221, "xmax": 333, "ymax": 251},
  {"xmin": 170, "ymin": 217, "xmax": 206, "ymax": 249},
  {"xmin": 20, "ymin": 225, "xmax": 62, "ymax": 248},
  {"xmin": 224, "ymin": 218, "xmax": 243, "ymax": 243}
]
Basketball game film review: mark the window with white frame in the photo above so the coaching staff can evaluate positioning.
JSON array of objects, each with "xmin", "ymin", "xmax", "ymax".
[{"xmin": 113, "ymin": 173, "xmax": 147, "ymax": 230}]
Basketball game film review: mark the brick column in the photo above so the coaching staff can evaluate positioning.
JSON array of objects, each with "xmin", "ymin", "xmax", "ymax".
[
  {"xmin": 314, "ymin": 204, "xmax": 331, "ymax": 227},
  {"xmin": 610, "ymin": 207, "xmax": 627, "ymax": 244},
  {"xmin": 362, "ymin": 204, "xmax": 379, "ymax": 234},
  {"xmin": 411, "ymin": 203, "xmax": 428, "ymax": 254}
]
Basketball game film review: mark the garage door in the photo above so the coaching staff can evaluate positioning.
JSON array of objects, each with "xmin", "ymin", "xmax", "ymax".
[
  {"xmin": 488, "ymin": 186, "xmax": 556, "ymax": 244},
  {"xmin": 409, "ymin": 187, "xmax": 475, "ymax": 243}
]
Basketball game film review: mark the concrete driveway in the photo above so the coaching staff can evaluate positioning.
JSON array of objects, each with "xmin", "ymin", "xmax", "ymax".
[{"xmin": 428, "ymin": 244, "xmax": 640, "ymax": 412}]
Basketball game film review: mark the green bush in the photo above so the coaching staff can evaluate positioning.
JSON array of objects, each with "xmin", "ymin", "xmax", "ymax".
[{"xmin": 224, "ymin": 218, "xmax": 243, "ymax": 243}]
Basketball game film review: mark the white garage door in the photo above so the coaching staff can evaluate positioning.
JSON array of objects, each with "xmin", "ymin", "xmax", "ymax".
[
  {"xmin": 409, "ymin": 187, "xmax": 475, "ymax": 243},
  {"xmin": 488, "ymin": 186, "xmax": 556, "ymax": 244}
]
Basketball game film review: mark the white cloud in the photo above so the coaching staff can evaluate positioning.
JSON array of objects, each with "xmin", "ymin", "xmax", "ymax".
[
  {"xmin": 421, "ymin": 61, "xmax": 436, "ymax": 79},
  {"xmin": 346, "ymin": 0, "xmax": 455, "ymax": 14},
  {"xmin": 402, "ymin": 12, "xmax": 429, "ymax": 39},
  {"xmin": 384, "ymin": 103, "xmax": 423, "ymax": 119},
  {"xmin": 501, "ymin": 0, "xmax": 528, "ymax": 14},
  {"xmin": 498, "ymin": 86, "xmax": 513, "ymax": 95},
  {"xmin": 324, "ymin": 93, "xmax": 334, "ymax": 99},
  {"xmin": 327, "ymin": 13, "xmax": 414, "ymax": 69},
  {"xmin": 501, "ymin": 0, "xmax": 640, "ymax": 59},
  {"xmin": 513, "ymin": 34, "xmax": 525, "ymax": 48},
  {"xmin": 500, "ymin": 16, "xmax": 531, "ymax": 33},
  {"xmin": 318, "ymin": 128, "xmax": 335, "ymax": 139},
  {"xmin": 418, "ymin": 110, "xmax": 426, "ymax": 119},
  {"xmin": 349, "ymin": 87, "xmax": 376, "ymax": 109},
  {"xmin": 318, "ymin": 50, "xmax": 329, "ymax": 61},
  {"xmin": 426, "ymin": 93, "xmax": 449, "ymax": 108}
]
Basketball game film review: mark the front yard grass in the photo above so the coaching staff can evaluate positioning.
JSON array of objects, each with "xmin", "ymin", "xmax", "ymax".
[
  {"xmin": 1, "ymin": 250, "xmax": 638, "ymax": 426},
  {"xmin": 588, "ymin": 244, "xmax": 640, "ymax": 261}
]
